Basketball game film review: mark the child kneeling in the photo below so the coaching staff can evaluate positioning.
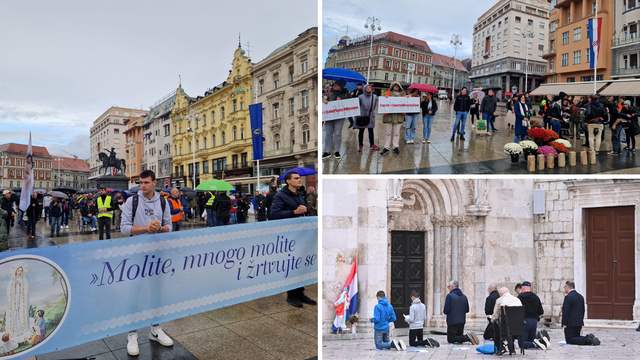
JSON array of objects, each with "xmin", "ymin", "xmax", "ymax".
[
  {"xmin": 405, "ymin": 290, "xmax": 440, "ymax": 347},
  {"xmin": 370, "ymin": 290, "xmax": 406, "ymax": 351}
]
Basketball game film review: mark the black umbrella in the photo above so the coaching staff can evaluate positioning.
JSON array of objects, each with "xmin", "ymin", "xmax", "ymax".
[
  {"xmin": 88, "ymin": 189, "xmax": 99, "ymax": 194},
  {"xmin": 11, "ymin": 187, "xmax": 21, "ymax": 192},
  {"xmin": 179, "ymin": 187, "xmax": 194, "ymax": 191},
  {"xmin": 482, "ymin": 85, "xmax": 502, "ymax": 92},
  {"xmin": 53, "ymin": 184, "xmax": 77, "ymax": 193},
  {"xmin": 129, "ymin": 186, "xmax": 141, "ymax": 192},
  {"xmin": 46, "ymin": 191, "xmax": 69, "ymax": 199}
]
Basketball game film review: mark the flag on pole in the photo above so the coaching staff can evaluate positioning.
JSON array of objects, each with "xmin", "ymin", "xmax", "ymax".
[
  {"xmin": 19, "ymin": 132, "xmax": 34, "ymax": 211},
  {"xmin": 332, "ymin": 253, "xmax": 358, "ymax": 334},
  {"xmin": 588, "ymin": 18, "xmax": 602, "ymax": 70},
  {"xmin": 249, "ymin": 104, "xmax": 263, "ymax": 160}
]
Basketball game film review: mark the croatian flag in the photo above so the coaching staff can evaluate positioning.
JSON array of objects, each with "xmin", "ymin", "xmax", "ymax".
[
  {"xmin": 332, "ymin": 253, "xmax": 358, "ymax": 334},
  {"xmin": 19, "ymin": 132, "xmax": 34, "ymax": 211},
  {"xmin": 110, "ymin": 167, "xmax": 116, "ymax": 176},
  {"xmin": 588, "ymin": 18, "xmax": 602, "ymax": 69}
]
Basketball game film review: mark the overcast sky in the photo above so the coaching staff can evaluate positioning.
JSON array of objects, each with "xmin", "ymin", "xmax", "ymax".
[
  {"xmin": 323, "ymin": 0, "xmax": 498, "ymax": 62},
  {"xmin": 0, "ymin": 0, "xmax": 317, "ymax": 160}
]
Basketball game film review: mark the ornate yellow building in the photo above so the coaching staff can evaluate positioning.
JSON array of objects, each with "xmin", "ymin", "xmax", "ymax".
[{"xmin": 171, "ymin": 45, "xmax": 254, "ymax": 189}]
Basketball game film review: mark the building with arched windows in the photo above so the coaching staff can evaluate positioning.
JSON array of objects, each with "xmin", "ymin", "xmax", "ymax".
[{"xmin": 253, "ymin": 27, "xmax": 318, "ymax": 189}]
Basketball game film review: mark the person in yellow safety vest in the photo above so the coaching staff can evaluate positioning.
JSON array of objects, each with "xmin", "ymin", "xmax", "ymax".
[
  {"xmin": 96, "ymin": 186, "xmax": 116, "ymax": 240},
  {"xmin": 167, "ymin": 188, "xmax": 183, "ymax": 232},
  {"xmin": 204, "ymin": 191, "xmax": 216, "ymax": 228}
]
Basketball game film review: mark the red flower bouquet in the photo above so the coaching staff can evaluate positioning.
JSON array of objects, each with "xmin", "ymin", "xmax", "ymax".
[
  {"xmin": 549, "ymin": 142, "xmax": 569, "ymax": 154},
  {"xmin": 527, "ymin": 129, "xmax": 559, "ymax": 144}
]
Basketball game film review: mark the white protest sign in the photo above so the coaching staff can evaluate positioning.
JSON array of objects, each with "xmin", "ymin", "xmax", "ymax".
[
  {"xmin": 322, "ymin": 98, "xmax": 361, "ymax": 121},
  {"xmin": 378, "ymin": 96, "xmax": 420, "ymax": 114}
]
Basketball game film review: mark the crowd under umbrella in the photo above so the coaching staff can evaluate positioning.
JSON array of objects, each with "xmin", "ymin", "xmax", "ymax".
[
  {"xmin": 34, "ymin": 189, "xmax": 46, "ymax": 194},
  {"xmin": 46, "ymin": 190, "xmax": 69, "ymax": 199},
  {"xmin": 128, "ymin": 186, "xmax": 141, "ymax": 193},
  {"xmin": 195, "ymin": 179, "xmax": 235, "ymax": 192},
  {"xmin": 469, "ymin": 89, "xmax": 485, "ymax": 102},
  {"xmin": 482, "ymin": 85, "xmax": 502, "ymax": 93},
  {"xmin": 11, "ymin": 187, "xmax": 21, "ymax": 193},
  {"xmin": 88, "ymin": 188, "xmax": 99, "ymax": 194},
  {"xmin": 408, "ymin": 83, "xmax": 438, "ymax": 94},
  {"xmin": 278, "ymin": 167, "xmax": 318, "ymax": 181},
  {"xmin": 53, "ymin": 184, "xmax": 76, "ymax": 193}
]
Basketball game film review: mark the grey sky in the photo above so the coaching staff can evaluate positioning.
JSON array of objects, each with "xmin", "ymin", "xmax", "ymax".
[
  {"xmin": 323, "ymin": 0, "xmax": 497, "ymax": 62},
  {"xmin": 0, "ymin": 0, "xmax": 317, "ymax": 160}
]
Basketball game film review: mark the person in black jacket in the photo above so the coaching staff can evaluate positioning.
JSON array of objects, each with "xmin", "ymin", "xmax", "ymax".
[
  {"xmin": 606, "ymin": 96, "xmax": 622, "ymax": 155},
  {"xmin": 481, "ymin": 89, "xmax": 499, "ymax": 134},
  {"xmin": 49, "ymin": 196, "xmax": 63, "ymax": 237},
  {"xmin": 451, "ymin": 87, "xmax": 471, "ymax": 141},
  {"xmin": 517, "ymin": 281, "xmax": 549, "ymax": 349},
  {"xmin": 347, "ymin": 83, "xmax": 365, "ymax": 129},
  {"xmin": 584, "ymin": 94, "xmax": 606, "ymax": 153},
  {"xmin": 620, "ymin": 100, "xmax": 638, "ymax": 152},
  {"xmin": 80, "ymin": 199, "xmax": 98, "ymax": 231},
  {"xmin": 443, "ymin": 280, "xmax": 479, "ymax": 345},
  {"xmin": 269, "ymin": 172, "xmax": 316, "ymax": 308},
  {"xmin": 546, "ymin": 95, "xmax": 564, "ymax": 138},
  {"xmin": 483, "ymin": 283, "xmax": 500, "ymax": 340},
  {"xmin": 420, "ymin": 92, "xmax": 438, "ymax": 143},
  {"xmin": 26, "ymin": 193, "xmax": 42, "ymax": 238},
  {"xmin": 263, "ymin": 185, "xmax": 278, "ymax": 220},
  {"xmin": 212, "ymin": 191, "xmax": 231, "ymax": 226},
  {"xmin": 562, "ymin": 281, "xmax": 600, "ymax": 345},
  {"xmin": 1, "ymin": 190, "xmax": 14, "ymax": 233},
  {"xmin": 96, "ymin": 187, "xmax": 117, "ymax": 240}
]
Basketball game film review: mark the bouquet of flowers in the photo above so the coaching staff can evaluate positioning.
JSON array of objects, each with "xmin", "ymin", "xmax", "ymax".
[
  {"xmin": 348, "ymin": 315, "xmax": 360, "ymax": 325},
  {"xmin": 520, "ymin": 140, "xmax": 539, "ymax": 156},
  {"xmin": 527, "ymin": 129, "xmax": 559, "ymax": 144},
  {"xmin": 537, "ymin": 145, "xmax": 559, "ymax": 158},
  {"xmin": 552, "ymin": 139, "xmax": 572, "ymax": 149},
  {"xmin": 504, "ymin": 143, "xmax": 523, "ymax": 155},
  {"xmin": 550, "ymin": 142, "xmax": 569, "ymax": 154}
]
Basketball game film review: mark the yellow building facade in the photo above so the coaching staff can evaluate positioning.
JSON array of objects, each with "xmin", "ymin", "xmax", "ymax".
[{"xmin": 171, "ymin": 45, "xmax": 254, "ymax": 189}]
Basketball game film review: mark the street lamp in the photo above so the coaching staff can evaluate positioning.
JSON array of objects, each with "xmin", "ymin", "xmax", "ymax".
[
  {"xmin": 185, "ymin": 105, "xmax": 200, "ymax": 189},
  {"xmin": 450, "ymin": 34, "xmax": 462, "ymax": 99},
  {"xmin": 0, "ymin": 153, "xmax": 7, "ymax": 188},
  {"xmin": 364, "ymin": 17, "xmax": 381, "ymax": 84},
  {"xmin": 125, "ymin": 142, "xmax": 135, "ymax": 187},
  {"xmin": 54, "ymin": 156, "xmax": 63, "ymax": 187},
  {"xmin": 522, "ymin": 28, "xmax": 534, "ymax": 93}
]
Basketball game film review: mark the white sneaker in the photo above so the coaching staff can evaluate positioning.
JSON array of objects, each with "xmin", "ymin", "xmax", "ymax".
[
  {"xmin": 127, "ymin": 332, "xmax": 139, "ymax": 356},
  {"xmin": 533, "ymin": 338, "xmax": 547, "ymax": 350},
  {"xmin": 91, "ymin": 227, "xmax": 97, "ymax": 231},
  {"xmin": 487, "ymin": 132, "xmax": 492, "ymax": 136},
  {"xmin": 65, "ymin": 225, "xmax": 69, "ymax": 229},
  {"xmin": 423, "ymin": 139, "xmax": 427, "ymax": 143},
  {"xmin": 149, "ymin": 327, "xmax": 173, "ymax": 347},
  {"xmin": 427, "ymin": 138, "xmax": 431, "ymax": 143},
  {"xmin": 391, "ymin": 339, "xmax": 400, "ymax": 351},
  {"xmin": 397, "ymin": 339, "xmax": 407, "ymax": 351},
  {"xmin": 472, "ymin": 125, "xmax": 476, "ymax": 129}
]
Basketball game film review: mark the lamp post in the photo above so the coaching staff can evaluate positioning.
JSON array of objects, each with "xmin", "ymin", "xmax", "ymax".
[
  {"xmin": 185, "ymin": 105, "xmax": 200, "ymax": 189},
  {"xmin": 125, "ymin": 142, "xmax": 135, "ymax": 188},
  {"xmin": 54, "ymin": 156, "xmax": 63, "ymax": 187},
  {"xmin": 450, "ymin": 34, "xmax": 462, "ymax": 99},
  {"xmin": 364, "ymin": 17, "xmax": 381, "ymax": 84},
  {"xmin": 522, "ymin": 28, "xmax": 534, "ymax": 93},
  {"xmin": 0, "ymin": 153, "xmax": 7, "ymax": 188}
]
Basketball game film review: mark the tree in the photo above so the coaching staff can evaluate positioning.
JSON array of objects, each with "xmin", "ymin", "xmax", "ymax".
[{"xmin": 51, "ymin": 270, "xmax": 68, "ymax": 302}]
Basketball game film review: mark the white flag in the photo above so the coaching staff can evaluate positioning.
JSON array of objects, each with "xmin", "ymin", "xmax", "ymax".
[{"xmin": 19, "ymin": 132, "xmax": 34, "ymax": 211}]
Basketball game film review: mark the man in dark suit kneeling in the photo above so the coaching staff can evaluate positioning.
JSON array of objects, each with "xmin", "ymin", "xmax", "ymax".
[{"xmin": 562, "ymin": 281, "xmax": 600, "ymax": 346}]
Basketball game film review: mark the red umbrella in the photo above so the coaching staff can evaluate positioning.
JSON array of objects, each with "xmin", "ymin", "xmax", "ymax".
[{"xmin": 408, "ymin": 84, "xmax": 438, "ymax": 93}]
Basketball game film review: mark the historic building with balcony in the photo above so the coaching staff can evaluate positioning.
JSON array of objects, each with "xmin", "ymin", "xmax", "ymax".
[
  {"xmin": 543, "ymin": 0, "xmax": 613, "ymax": 83},
  {"xmin": 142, "ymin": 91, "xmax": 175, "ymax": 188},
  {"xmin": 253, "ymin": 27, "xmax": 318, "ymax": 189},
  {"xmin": 471, "ymin": 0, "xmax": 551, "ymax": 97},
  {"xmin": 123, "ymin": 114, "xmax": 147, "ymax": 187},
  {"xmin": 0, "ymin": 143, "xmax": 53, "ymax": 190},
  {"xmin": 611, "ymin": 0, "xmax": 640, "ymax": 79},
  {"xmin": 170, "ymin": 44, "xmax": 254, "ymax": 191},
  {"xmin": 52, "ymin": 156, "xmax": 90, "ymax": 190},
  {"xmin": 431, "ymin": 53, "xmax": 471, "ymax": 97}
]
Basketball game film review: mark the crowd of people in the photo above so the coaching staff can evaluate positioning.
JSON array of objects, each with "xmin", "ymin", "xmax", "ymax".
[
  {"xmin": 368, "ymin": 279, "xmax": 600, "ymax": 354},
  {"xmin": 322, "ymin": 80, "xmax": 640, "ymax": 158}
]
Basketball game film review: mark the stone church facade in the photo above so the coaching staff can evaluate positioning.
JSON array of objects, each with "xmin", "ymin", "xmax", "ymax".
[{"xmin": 322, "ymin": 178, "xmax": 640, "ymax": 334}]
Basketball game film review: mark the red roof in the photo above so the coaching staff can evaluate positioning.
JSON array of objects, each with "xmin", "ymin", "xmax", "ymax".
[
  {"xmin": 431, "ymin": 53, "xmax": 468, "ymax": 72},
  {"xmin": 372, "ymin": 31, "xmax": 432, "ymax": 52},
  {"xmin": 52, "ymin": 157, "xmax": 90, "ymax": 172},
  {"xmin": 0, "ymin": 143, "xmax": 52, "ymax": 158}
]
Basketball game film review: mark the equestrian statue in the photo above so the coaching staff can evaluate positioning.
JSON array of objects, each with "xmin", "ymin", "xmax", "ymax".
[{"xmin": 98, "ymin": 147, "xmax": 126, "ymax": 176}]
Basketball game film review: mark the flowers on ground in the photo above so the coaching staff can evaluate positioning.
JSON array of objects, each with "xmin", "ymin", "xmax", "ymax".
[
  {"xmin": 527, "ymin": 128, "xmax": 559, "ymax": 143},
  {"xmin": 520, "ymin": 140, "xmax": 538, "ymax": 156},
  {"xmin": 552, "ymin": 139, "xmax": 572, "ymax": 149},
  {"xmin": 504, "ymin": 143, "xmax": 523, "ymax": 155},
  {"xmin": 550, "ymin": 142, "xmax": 569, "ymax": 154},
  {"xmin": 537, "ymin": 145, "xmax": 559, "ymax": 158}
]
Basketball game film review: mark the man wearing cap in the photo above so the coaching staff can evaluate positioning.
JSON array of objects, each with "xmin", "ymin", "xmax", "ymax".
[
  {"xmin": 517, "ymin": 281, "xmax": 548, "ymax": 350},
  {"xmin": 1, "ymin": 190, "xmax": 14, "ymax": 234},
  {"xmin": 322, "ymin": 80, "xmax": 350, "ymax": 159},
  {"xmin": 96, "ymin": 186, "xmax": 116, "ymax": 240},
  {"xmin": 80, "ymin": 198, "xmax": 98, "ymax": 231}
]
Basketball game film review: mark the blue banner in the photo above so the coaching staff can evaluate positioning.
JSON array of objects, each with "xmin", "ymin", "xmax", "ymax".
[
  {"xmin": 0, "ymin": 217, "xmax": 317, "ymax": 359},
  {"xmin": 249, "ymin": 103, "xmax": 263, "ymax": 160}
]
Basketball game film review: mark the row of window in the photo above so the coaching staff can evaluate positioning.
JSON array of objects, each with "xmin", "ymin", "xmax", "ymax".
[
  {"xmin": 558, "ymin": 49, "xmax": 592, "ymax": 66},
  {"xmin": 174, "ymin": 153, "xmax": 250, "ymax": 175},
  {"xmin": 257, "ymin": 58, "xmax": 309, "ymax": 95},
  {"xmin": 1, "ymin": 158, "xmax": 52, "ymax": 168},
  {"xmin": 566, "ymin": 75, "xmax": 604, "ymax": 82},
  {"xmin": 1, "ymin": 169, "xmax": 51, "ymax": 179},
  {"xmin": 271, "ymin": 125, "xmax": 312, "ymax": 150},
  {"xmin": 338, "ymin": 46, "xmax": 432, "ymax": 64}
]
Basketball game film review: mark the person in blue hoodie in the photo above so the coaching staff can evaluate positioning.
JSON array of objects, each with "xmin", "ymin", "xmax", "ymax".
[
  {"xmin": 443, "ymin": 280, "xmax": 479, "ymax": 345},
  {"xmin": 370, "ymin": 290, "xmax": 406, "ymax": 351}
]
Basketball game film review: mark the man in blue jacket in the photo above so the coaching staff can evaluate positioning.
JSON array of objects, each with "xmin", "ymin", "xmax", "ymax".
[
  {"xmin": 443, "ymin": 280, "xmax": 479, "ymax": 345},
  {"xmin": 370, "ymin": 290, "xmax": 406, "ymax": 351},
  {"xmin": 562, "ymin": 281, "xmax": 600, "ymax": 345},
  {"xmin": 268, "ymin": 172, "xmax": 315, "ymax": 308}
]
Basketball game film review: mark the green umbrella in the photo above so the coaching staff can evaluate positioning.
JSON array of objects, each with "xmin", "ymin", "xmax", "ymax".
[{"xmin": 195, "ymin": 179, "xmax": 235, "ymax": 192}]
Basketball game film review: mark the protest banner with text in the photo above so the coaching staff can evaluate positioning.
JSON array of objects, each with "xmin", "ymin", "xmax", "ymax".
[
  {"xmin": 378, "ymin": 97, "xmax": 420, "ymax": 114},
  {"xmin": 322, "ymin": 98, "xmax": 361, "ymax": 121}
]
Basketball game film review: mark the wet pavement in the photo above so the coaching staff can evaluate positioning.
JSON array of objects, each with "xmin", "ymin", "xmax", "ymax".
[
  {"xmin": 4, "ymin": 215, "xmax": 318, "ymax": 360},
  {"xmin": 322, "ymin": 102, "xmax": 640, "ymax": 174},
  {"xmin": 323, "ymin": 327, "xmax": 640, "ymax": 359}
]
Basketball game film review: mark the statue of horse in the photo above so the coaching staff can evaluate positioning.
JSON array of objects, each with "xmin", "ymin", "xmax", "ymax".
[{"xmin": 98, "ymin": 152, "xmax": 126, "ymax": 176}]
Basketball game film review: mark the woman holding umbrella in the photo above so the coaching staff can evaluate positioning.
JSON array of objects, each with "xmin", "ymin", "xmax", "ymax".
[
  {"xmin": 322, "ymin": 80, "xmax": 350, "ymax": 159},
  {"xmin": 354, "ymin": 84, "xmax": 379, "ymax": 152}
]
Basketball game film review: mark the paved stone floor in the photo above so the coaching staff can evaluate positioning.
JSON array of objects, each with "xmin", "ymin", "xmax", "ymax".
[
  {"xmin": 4, "ymin": 216, "xmax": 318, "ymax": 360},
  {"xmin": 323, "ymin": 327, "xmax": 640, "ymax": 359},
  {"xmin": 323, "ymin": 102, "xmax": 640, "ymax": 174}
]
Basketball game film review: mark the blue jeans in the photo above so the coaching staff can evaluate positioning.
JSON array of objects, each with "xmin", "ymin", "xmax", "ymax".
[
  {"xmin": 483, "ymin": 113, "xmax": 497, "ymax": 131},
  {"xmin": 216, "ymin": 219, "xmax": 230, "ymax": 226},
  {"xmin": 549, "ymin": 119, "xmax": 562, "ymax": 137},
  {"xmin": 520, "ymin": 318, "xmax": 538, "ymax": 349},
  {"xmin": 453, "ymin": 111, "xmax": 468, "ymax": 135},
  {"xmin": 422, "ymin": 114, "xmax": 435, "ymax": 139},
  {"xmin": 514, "ymin": 135, "xmax": 526, "ymax": 142},
  {"xmin": 374, "ymin": 329, "xmax": 392, "ymax": 350},
  {"xmin": 404, "ymin": 113, "xmax": 419, "ymax": 141},
  {"xmin": 206, "ymin": 208, "xmax": 216, "ymax": 227},
  {"xmin": 50, "ymin": 216, "xmax": 60, "ymax": 236},
  {"xmin": 612, "ymin": 125, "xmax": 623, "ymax": 152},
  {"xmin": 230, "ymin": 212, "xmax": 237, "ymax": 224},
  {"xmin": 83, "ymin": 216, "xmax": 97, "ymax": 228}
]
